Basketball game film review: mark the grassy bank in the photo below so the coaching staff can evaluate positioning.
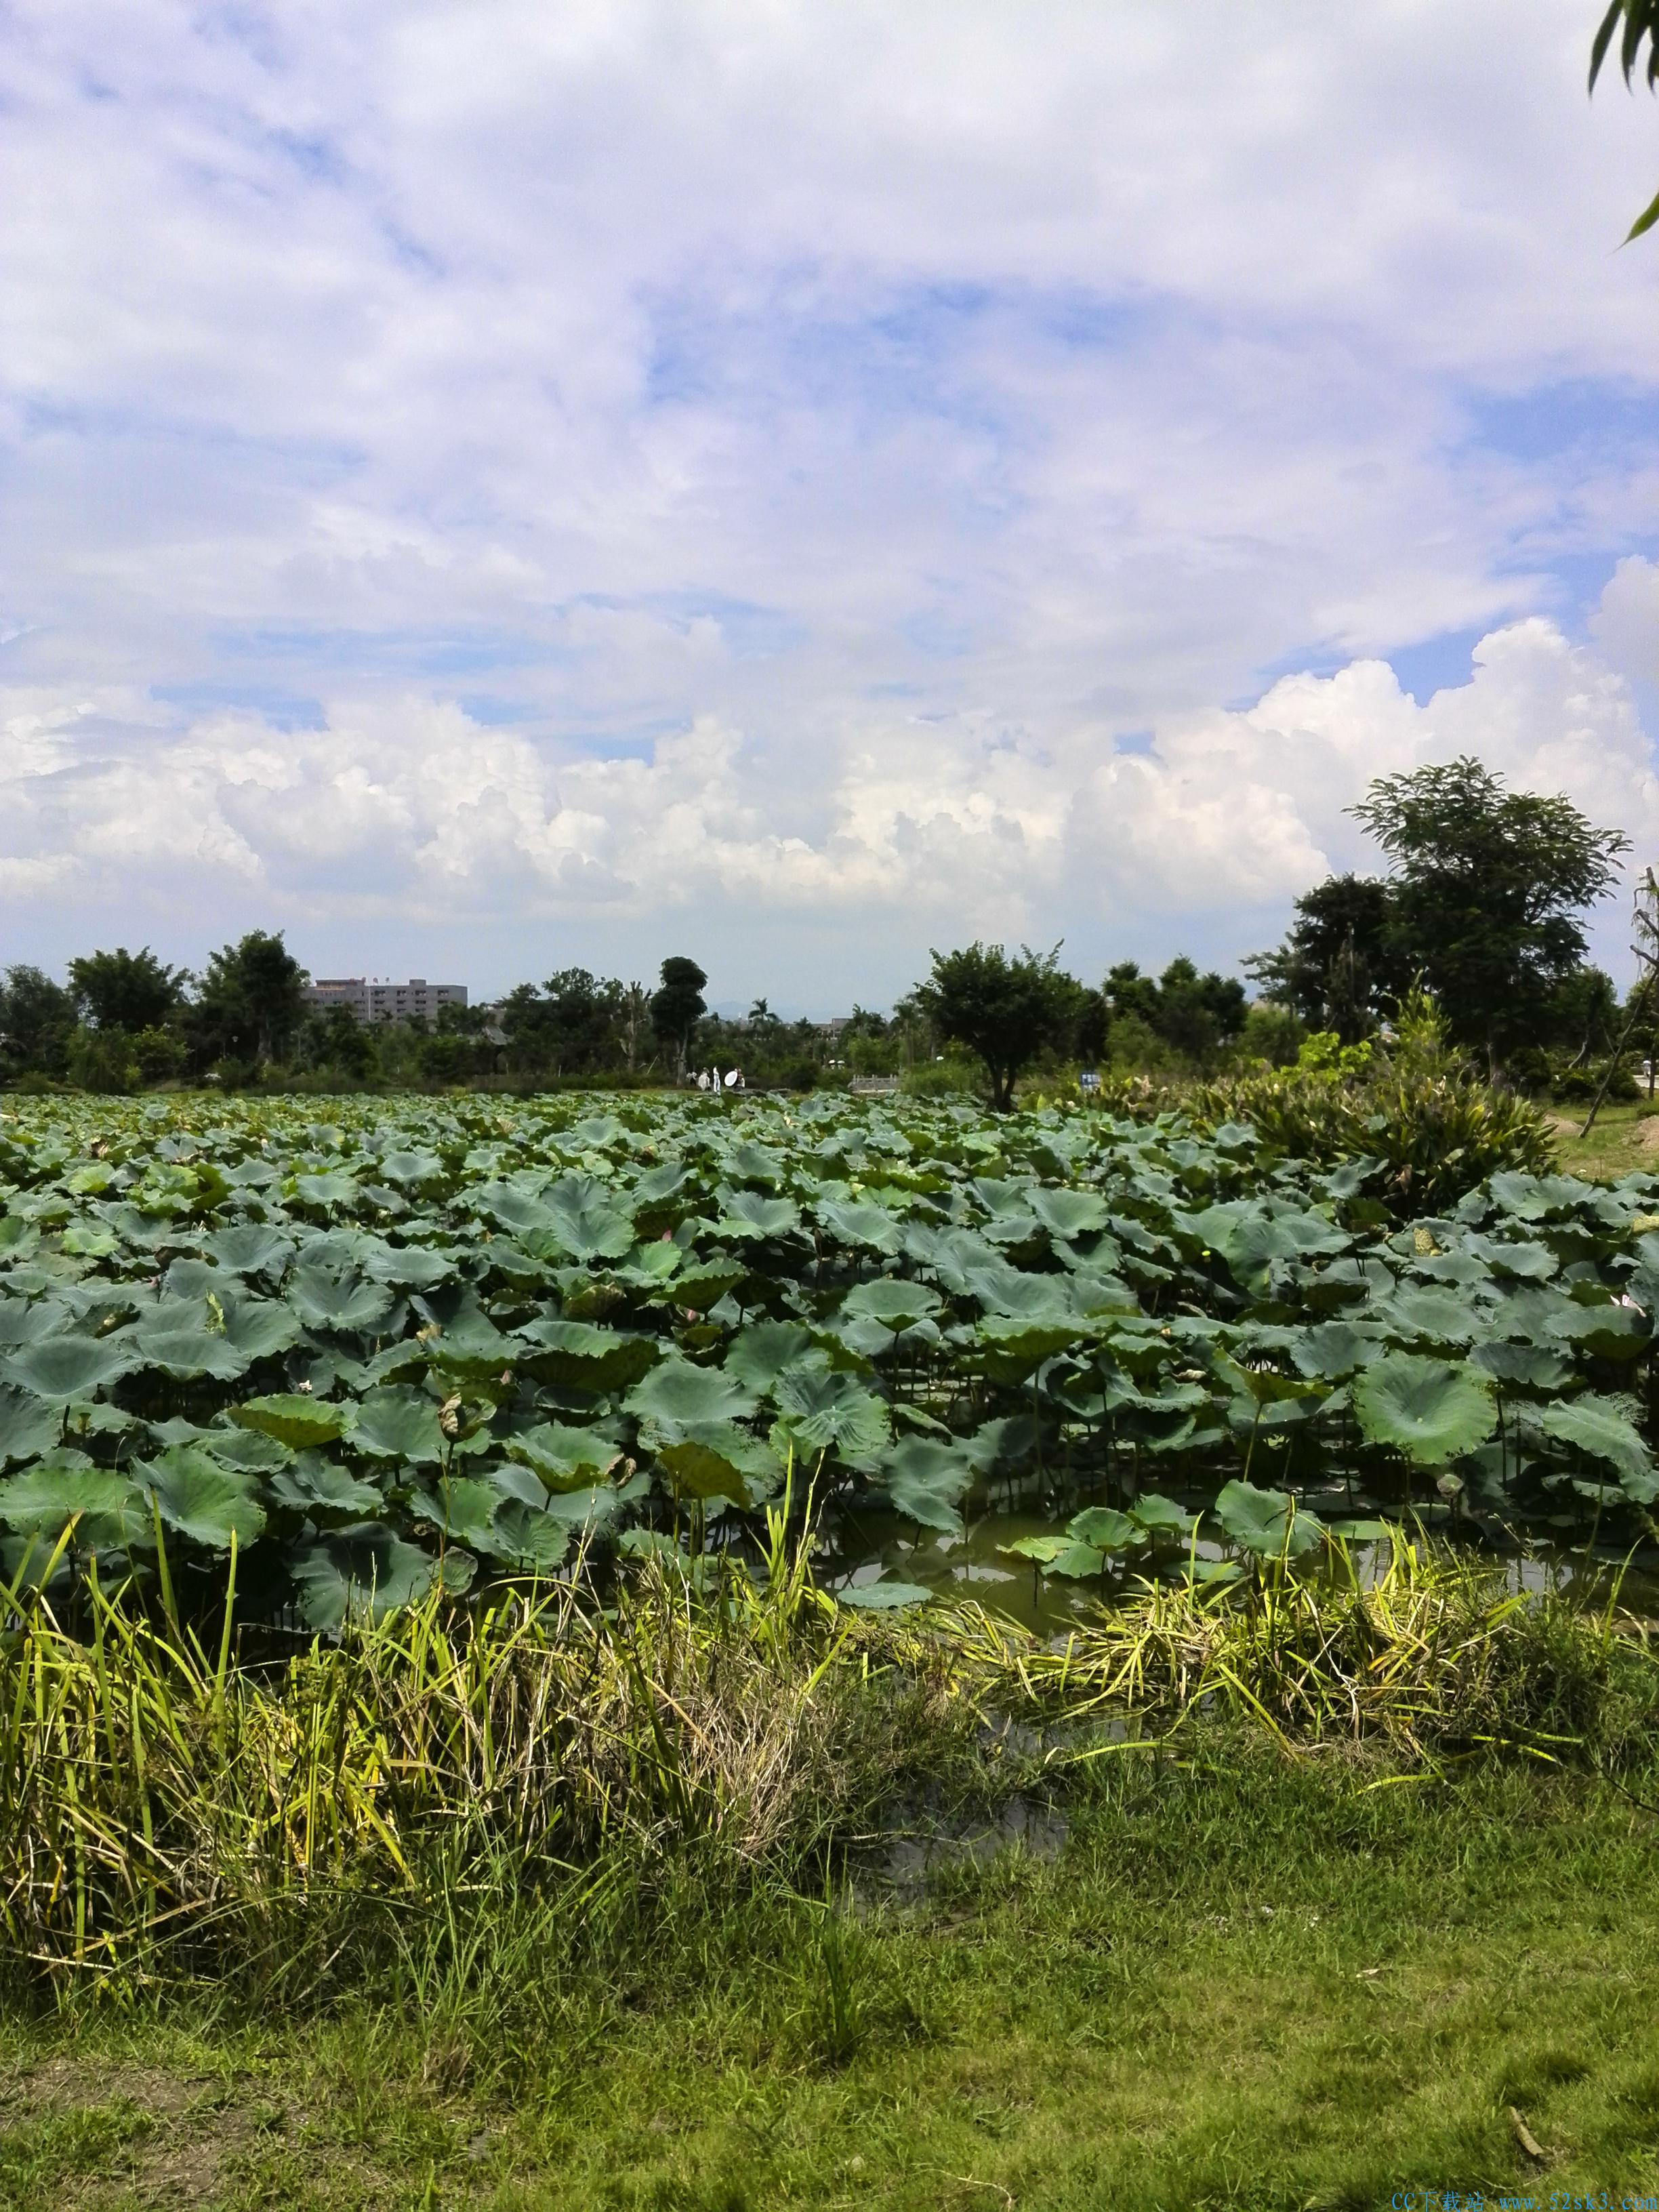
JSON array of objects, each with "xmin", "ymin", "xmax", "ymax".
[
  {"xmin": 1546, "ymin": 1097, "xmax": 1659, "ymax": 1183},
  {"xmin": 4, "ymin": 1544, "xmax": 1659, "ymax": 2207},
  {"xmin": 7, "ymin": 1744, "xmax": 1659, "ymax": 2209}
]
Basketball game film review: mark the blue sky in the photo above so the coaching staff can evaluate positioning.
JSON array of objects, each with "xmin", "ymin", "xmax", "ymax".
[{"xmin": 1, "ymin": 1, "xmax": 1658, "ymax": 1008}]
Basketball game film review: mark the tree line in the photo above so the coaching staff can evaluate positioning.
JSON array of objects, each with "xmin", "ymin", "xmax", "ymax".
[{"xmin": 0, "ymin": 759, "xmax": 1641, "ymax": 1102}]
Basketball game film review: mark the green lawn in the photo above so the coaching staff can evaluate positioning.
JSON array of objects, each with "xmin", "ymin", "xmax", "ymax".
[
  {"xmin": 8, "ymin": 1742, "xmax": 1659, "ymax": 2211},
  {"xmin": 1548, "ymin": 1098, "xmax": 1659, "ymax": 1185}
]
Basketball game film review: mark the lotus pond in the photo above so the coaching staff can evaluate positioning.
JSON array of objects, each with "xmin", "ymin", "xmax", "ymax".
[{"xmin": 0, "ymin": 1089, "xmax": 1655, "ymax": 1630}]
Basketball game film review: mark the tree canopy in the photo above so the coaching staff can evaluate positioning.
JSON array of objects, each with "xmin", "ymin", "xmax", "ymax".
[
  {"xmin": 650, "ymin": 957, "xmax": 708, "ymax": 1073},
  {"xmin": 1244, "ymin": 874, "xmax": 1404, "ymax": 1044},
  {"xmin": 1248, "ymin": 762, "xmax": 1628, "ymax": 1071},
  {"xmin": 192, "ymin": 931, "xmax": 310, "ymax": 1066},
  {"xmin": 917, "ymin": 942, "xmax": 1084, "ymax": 1111},
  {"xmin": 1352, "ymin": 757, "xmax": 1626, "ymax": 1071},
  {"xmin": 67, "ymin": 946, "xmax": 190, "ymax": 1035}
]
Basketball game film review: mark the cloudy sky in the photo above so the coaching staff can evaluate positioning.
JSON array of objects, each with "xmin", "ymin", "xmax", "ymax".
[{"xmin": 3, "ymin": 1, "xmax": 1658, "ymax": 1010}]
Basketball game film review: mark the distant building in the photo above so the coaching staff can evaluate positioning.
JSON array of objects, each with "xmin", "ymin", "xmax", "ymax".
[
  {"xmin": 307, "ymin": 977, "xmax": 468, "ymax": 1025},
  {"xmin": 817, "ymin": 1017, "xmax": 852, "ymax": 1038}
]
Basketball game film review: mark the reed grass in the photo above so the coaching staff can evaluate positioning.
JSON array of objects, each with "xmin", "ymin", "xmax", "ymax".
[
  {"xmin": 1, "ymin": 1517, "xmax": 1652, "ymax": 1994},
  {"xmin": 931, "ymin": 1535, "xmax": 1658, "ymax": 1766},
  {"xmin": 0, "ymin": 1509, "xmax": 964, "ymax": 1981}
]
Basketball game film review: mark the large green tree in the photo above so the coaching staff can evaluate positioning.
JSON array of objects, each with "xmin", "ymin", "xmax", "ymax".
[
  {"xmin": 1245, "ymin": 874, "xmax": 1404, "ymax": 1044},
  {"xmin": 0, "ymin": 966, "xmax": 75, "ymax": 1078},
  {"xmin": 67, "ymin": 945, "xmax": 188, "ymax": 1033},
  {"xmin": 191, "ymin": 931, "xmax": 309, "ymax": 1065},
  {"xmin": 916, "ymin": 942, "xmax": 1084, "ymax": 1110},
  {"xmin": 1103, "ymin": 956, "xmax": 1248, "ymax": 1063},
  {"xmin": 650, "ymin": 957, "xmax": 708, "ymax": 1077},
  {"xmin": 1349, "ymin": 757, "xmax": 1628, "ymax": 1073}
]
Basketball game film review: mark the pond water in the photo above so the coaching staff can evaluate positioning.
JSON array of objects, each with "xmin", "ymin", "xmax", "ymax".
[{"xmin": 808, "ymin": 1489, "xmax": 1659, "ymax": 1634}]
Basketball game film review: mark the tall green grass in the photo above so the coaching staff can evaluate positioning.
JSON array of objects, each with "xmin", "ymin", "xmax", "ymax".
[{"xmin": 1, "ymin": 1519, "xmax": 1651, "ymax": 1997}]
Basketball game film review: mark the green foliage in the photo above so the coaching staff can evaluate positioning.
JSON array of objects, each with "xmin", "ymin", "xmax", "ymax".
[
  {"xmin": 649, "ymin": 956, "xmax": 708, "ymax": 1073},
  {"xmin": 1591, "ymin": 0, "xmax": 1659, "ymax": 237},
  {"xmin": 190, "ymin": 930, "xmax": 309, "ymax": 1068},
  {"xmin": 1105, "ymin": 956, "xmax": 1248, "ymax": 1065},
  {"xmin": 1244, "ymin": 872, "xmax": 1402, "ymax": 1042},
  {"xmin": 1350, "ymin": 756, "xmax": 1628, "ymax": 1071},
  {"xmin": 66, "ymin": 946, "xmax": 188, "ymax": 1035},
  {"xmin": 918, "ymin": 941, "xmax": 1085, "ymax": 1109},
  {"xmin": 0, "ymin": 1080, "xmax": 1651, "ymax": 1624},
  {"xmin": 1189, "ymin": 1003, "xmax": 1556, "ymax": 1214},
  {"xmin": 64, "ymin": 1027, "xmax": 138, "ymax": 1095}
]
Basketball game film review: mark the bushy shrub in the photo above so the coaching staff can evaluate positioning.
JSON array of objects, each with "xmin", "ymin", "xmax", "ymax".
[
  {"xmin": 1233, "ymin": 1004, "xmax": 1305, "ymax": 1067},
  {"xmin": 66, "ymin": 1026, "xmax": 138, "ymax": 1094},
  {"xmin": 1186, "ymin": 994, "xmax": 1555, "ymax": 1214},
  {"xmin": 902, "ymin": 1055, "xmax": 982, "ymax": 1099},
  {"xmin": 131, "ymin": 1025, "xmax": 186, "ymax": 1084},
  {"xmin": 1551, "ymin": 1055, "xmax": 1639, "ymax": 1105}
]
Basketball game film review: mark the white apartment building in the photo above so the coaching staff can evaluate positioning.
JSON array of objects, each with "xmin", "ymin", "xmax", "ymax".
[{"xmin": 307, "ymin": 977, "xmax": 468, "ymax": 1025}]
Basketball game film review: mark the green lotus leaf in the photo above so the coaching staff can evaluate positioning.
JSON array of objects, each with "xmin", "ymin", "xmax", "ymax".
[
  {"xmin": 1570, "ymin": 1303, "xmax": 1650, "ymax": 1362},
  {"xmin": 289, "ymin": 1267, "xmax": 396, "ymax": 1334},
  {"xmin": 1290, "ymin": 1322, "xmax": 1384, "ymax": 1380},
  {"xmin": 1066, "ymin": 1505, "xmax": 1139, "ymax": 1551},
  {"xmin": 504, "ymin": 1420, "xmax": 623, "ymax": 1492},
  {"xmin": 1471, "ymin": 1341, "xmax": 1573, "ymax": 1391},
  {"xmin": 270, "ymin": 1455, "xmax": 386, "ymax": 1517},
  {"xmin": 291, "ymin": 1170, "xmax": 361, "ymax": 1211},
  {"xmin": 516, "ymin": 1316, "xmax": 659, "ymax": 1392},
  {"xmin": 717, "ymin": 1191, "xmax": 801, "ymax": 1241},
  {"xmin": 348, "ymin": 1387, "xmax": 448, "ymax": 1465},
  {"xmin": 1212, "ymin": 1352, "xmax": 1321, "ymax": 1408},
  {"xmin": 136, "ymin": 1445, "xmax": 265, "ymax": 1549},
  {"xmin": 62, "ymin": 1223, "xmax": 119, "ymax": 1258},
  {"xmin": 1028, "ymin": 1187, "xmax": 1111, "ymax": 1241},
  {"xmin": 1127, "ymin": 1492, "xmax": 1197, "ymax": 1534},
  {"xmin": 188, "ymin": 1423, "xmax": 287, "ymax": 1475},
  {"xmin": 1351, "ymin": 1354, "xmax": 1496, "ymax": 1468},
  {"xmin": 977, "ymin": 1315, "xmax": 1086, "ymax": 1379},
  {"xmin": 1214, "ymin": 1478, "xmax": 1324, "ymax": 1559},
  {"xmin": 291, "ymin": 1525, "xmax": 454, "ymax": 1629},
  {"xmin": 1002, "ymin": 1534, "xmax": 1109, "ymax": 1578},
  {"xmin": 1532, "ymin": 1397, "xmax": 1652, "ymax": 1483},
  {"xmin": 1463, "ymin": 1234, "xmax": 1557, "ymax": 1280},
  {"xmin": 3, "ymin": 1334, "xmax": 134, "ymax": 1402},
  {"xmin": 218, "ymin": 1297, "xmax": 304, "ymax": 1361},
  {"xmin": 541, "ymin": 1475, "xmax": 647, "ymax": 1533},
  {"xmin": 726, "ymin": 1141, "xmax": 787, "ymax": 1188},
  {"xmin": 538, "ymin": 1174, "xmax": 635, "ymax": 1261},
  {"xmin": 841, "ymin": 1278, "xmax": 942, "ymax": 1331},
  {"xmin": 203, "ymin": 1225, "xmax": 294, "ymax": 1276},
  {"xmin": 415, "ymin": 1474, "xmax": 506, "ymax": 1553},
  {"xmin": 817, "ymin": 1200, "xmax": 904, "ymax": 1255},
  {"xmin": 772, "ymin": 1366, "xmax": 890, "ymax": 1459},
  {"xmin": 229, "ymin": 1393, "xmax": 348, "ymax": 1448},
  {"xmin": 836, "ymin": 1577, "xmax": 933, "ymax": 1611},
  {"xmin": 355, "ymin": 1235, "xmax": 456, "ymax": 1292},
  {"xmin": 377, "ymin": 1149, "xmax": 444, "ymax": 1186},
  {"xmin": 1372, "ymin": 1286, "xmax": 1481, "ymax": 1347},
  {"xmin": 657, "ymin": 1422, "xmax": 777, "ymax": 1506},
  {"xmin": 0, "ymin": 1457, "xmax": 146, "ymax": 1549},
  {"xmin": 487, "ymin": 1498, "xmax": 572, "ymax": 1572},
  {"xmin": 882, "ymin": 1437, "xmax": 975, "ymax": 1536},
  {"xmin": 723, "ymin": 1320, "xmax": 815, "ymax": 1393},
  {"xmin": 0, "ymin": 1387, "xmax": 66, "ymax": 1466},
  {"xmin": 127, "ymin": 1323, "xmax": 252, "ymax": 1382},
  {"xmin": 626, "ymin": 1357, "xmax": 756, "ymax": 1428},
  {"xmin": 661, "ymin": 1259, "xmax": 752, "ymax": 1309}
]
